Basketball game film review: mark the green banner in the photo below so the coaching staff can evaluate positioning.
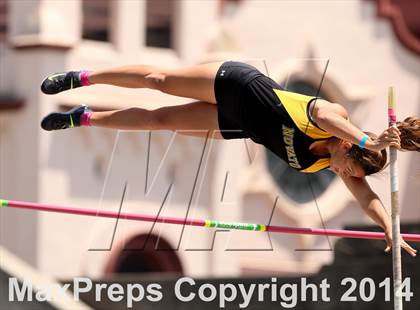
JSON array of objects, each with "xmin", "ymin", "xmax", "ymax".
[{"xmin": 205, "ymin": 220, "xmax": 266, "ymax": 231}]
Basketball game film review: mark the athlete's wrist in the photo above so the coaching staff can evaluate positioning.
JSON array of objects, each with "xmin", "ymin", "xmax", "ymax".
[
  {"xmin": 358, "ymin": 134, "xmax": 369, "ymax": 148},
  {"xmin": 363, "ymin": 137, "xmax": 380, "ymax": 151}
]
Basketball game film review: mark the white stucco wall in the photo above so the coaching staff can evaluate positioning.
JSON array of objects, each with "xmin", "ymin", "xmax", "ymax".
[{"xmin": 0, "ymin": 0, "xmax": 418, "ymax": 278}]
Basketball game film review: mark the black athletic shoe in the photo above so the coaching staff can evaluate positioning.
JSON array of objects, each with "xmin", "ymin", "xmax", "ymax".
[
  {"xmin": 41, "ymin": 71, "xmax": 82, "ymax": 95},
  {"xmin": 41, "ymin": 105, "xmax": 91, "ymax": 131}
]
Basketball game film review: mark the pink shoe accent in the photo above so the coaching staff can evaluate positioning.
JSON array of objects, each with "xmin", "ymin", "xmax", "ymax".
[
  {"xmin": 80, "ymin": 111, "xmax": 93, "ymax": 126},
  {"xmin": 79, "ymin": 71, "xmax": 93, "ymax": 86}
]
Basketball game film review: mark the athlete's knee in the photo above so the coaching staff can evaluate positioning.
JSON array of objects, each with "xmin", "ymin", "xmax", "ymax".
[
  {"xmin": 151, "ymin": 107, "xmax": 173, "ymax": 130},
  {"xmin": 144, "ymin": 72, "xmax": 167, "ymax": 91}
]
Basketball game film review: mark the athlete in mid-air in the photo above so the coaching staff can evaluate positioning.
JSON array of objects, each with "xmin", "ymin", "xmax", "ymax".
[{"xmin": 40, "ymin": 61, "xmax": 419, "ymax": 256}]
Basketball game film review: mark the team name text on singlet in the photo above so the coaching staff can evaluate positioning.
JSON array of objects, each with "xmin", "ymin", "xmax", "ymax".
[{"xmin": 282, "ymin": 125, "xmax": 302, "ymax": 169}]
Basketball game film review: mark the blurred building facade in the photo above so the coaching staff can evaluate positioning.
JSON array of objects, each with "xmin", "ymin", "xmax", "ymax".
[{"xmin": 0, "ymin": 0, "xmax": 419, "ymax": 281}]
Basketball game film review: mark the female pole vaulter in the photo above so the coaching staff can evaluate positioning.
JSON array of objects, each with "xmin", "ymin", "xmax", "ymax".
[{"xmin": 39, "ymin": 61, "xmax": 419, "ymax": 256}]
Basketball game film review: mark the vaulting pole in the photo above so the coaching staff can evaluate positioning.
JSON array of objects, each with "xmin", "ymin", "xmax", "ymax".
[
  {"xmin": 1, "ymin": 198, "xmax": 420, "ymax": 242},
  {"xmin": 388, "ymin": 87, "xmax": 403, "ymax": 310}
]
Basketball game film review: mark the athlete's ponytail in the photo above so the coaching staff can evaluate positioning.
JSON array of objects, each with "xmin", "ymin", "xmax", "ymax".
[
  {"xmin": 397, "ymin": 116, "xmax": 420, "ymax": 152},
  {"xmin": 347, "ymin": 116, "xmax": 419, "ymax": 176}
]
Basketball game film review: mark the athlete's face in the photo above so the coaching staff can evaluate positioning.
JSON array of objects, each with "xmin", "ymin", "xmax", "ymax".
[{"xmin": 329, "ymin": 141, "xmax": 365, "ymax": 178}]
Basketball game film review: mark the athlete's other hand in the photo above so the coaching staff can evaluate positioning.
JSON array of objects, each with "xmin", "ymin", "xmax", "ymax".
[
  {"xmin": 368, "ymin": 126, "xmax": 401, "ymax": 151},
  {"xmin": 384, "ymin": 230, "xmax": 417, "ymax": 257}
]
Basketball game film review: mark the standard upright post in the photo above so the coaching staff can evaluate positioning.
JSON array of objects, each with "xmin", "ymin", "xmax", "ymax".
[{"xmin": 388, "ymin": 87, "xmax": 403, "ymax": 310}]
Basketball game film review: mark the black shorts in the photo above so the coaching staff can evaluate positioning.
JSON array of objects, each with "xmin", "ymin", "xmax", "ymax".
[
  {"xmin": 214, "ymin": 61, "xmax": 282, "ymax": 142},
  {"xmin": 214, "ymin": 61, "xmax": 264, "ymax": 139}
]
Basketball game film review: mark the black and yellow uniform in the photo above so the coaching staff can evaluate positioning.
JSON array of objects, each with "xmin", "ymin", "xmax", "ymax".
[{"xmin": 214, "ymin": 61, "xmax": 332, "ymax": 173}]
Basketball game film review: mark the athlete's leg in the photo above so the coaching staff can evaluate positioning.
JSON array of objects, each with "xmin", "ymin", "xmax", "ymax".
[
  {"xmin": 89, "ymin": 62, "xmax": 221, "ymax": 103},
  {"xmin": 90, "ymin": 101, "xmax": 222, "ymax": 138},
  {"xmin": 41, "ymin": 102, "xmax": 223, "ymax": 139},
  {"xmin": 41, "ymin": 62, "xmax": 222, "ymax": 104}
]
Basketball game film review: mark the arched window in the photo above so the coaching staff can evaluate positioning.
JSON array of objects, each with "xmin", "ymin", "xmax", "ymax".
[
  {"xmin": 266, "ymin": 81, "xmax": 336, "ymax": 204},
  {"xmin": 82, "ymin": 0, "xmax": 110, "ymax": 42},
  {"xmin": 105, "ymin": 234, "xmax": 183, "ymax": 275}
]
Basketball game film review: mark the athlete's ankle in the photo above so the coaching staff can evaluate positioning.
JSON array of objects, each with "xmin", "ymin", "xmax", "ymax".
[
  {"xmin": 79, "ymin": 70, "xmax": 93, "ymax": 86},
  {"xmin": 80, "ymin": 111, "xmax": 93, "ymax": 126}
]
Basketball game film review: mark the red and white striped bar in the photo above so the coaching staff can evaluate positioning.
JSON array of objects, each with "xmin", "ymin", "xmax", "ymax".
[{"xmin": 1, "ymin": 198, "xmax": 420, "ymax": 242}]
